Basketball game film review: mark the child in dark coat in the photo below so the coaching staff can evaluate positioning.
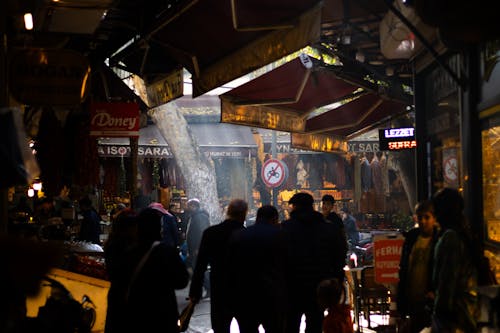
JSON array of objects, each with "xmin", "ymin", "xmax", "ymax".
[{"xmin": 317, "ymin": 278, "xmax": 354, "ymax": 333}]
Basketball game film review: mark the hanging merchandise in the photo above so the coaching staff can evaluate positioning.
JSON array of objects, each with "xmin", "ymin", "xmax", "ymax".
[{"xmin": 152, "ymin": 159, "xmax": 160, "ymax": 189}]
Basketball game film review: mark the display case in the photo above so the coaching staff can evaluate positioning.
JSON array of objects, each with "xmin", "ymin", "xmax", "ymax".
[{"xmin": 482, "ymin": 117, "xmax": 500, "ymax": 245}]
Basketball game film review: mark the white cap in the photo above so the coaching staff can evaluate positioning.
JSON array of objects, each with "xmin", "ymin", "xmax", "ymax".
[{"xmin": 187, "ymin": 198, "xmax": 200, "ymax": 205}]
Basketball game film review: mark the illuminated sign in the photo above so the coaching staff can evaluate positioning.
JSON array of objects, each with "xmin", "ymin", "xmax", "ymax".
[
  {"xmin": 383, "ymin": 127, "xmax": 414, "ymax": 138},
  {"xmin": 90, "ymin": 102, "xmax": 140, "ymax": 137},
  {"xmin": 221, "ymin": 102, "xmax": 304, "ymax": 132},
  {"xmin": 379, "ymin": 127, "xmax": 417, "ymax": 150},
  {"xmin": 291, "ymin": 133, "xmax": 348, "ymax": 153},
  {"xmin": 146, "ymin": 69, "xmax": 184, "ymax": 108}
]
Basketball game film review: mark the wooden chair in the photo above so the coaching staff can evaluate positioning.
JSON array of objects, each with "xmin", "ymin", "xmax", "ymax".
[{"xmin": 359, "ymin": 266, "xmax": 390, "ymax": 328}]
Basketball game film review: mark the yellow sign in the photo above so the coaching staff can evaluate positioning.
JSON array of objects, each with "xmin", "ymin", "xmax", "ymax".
[
  {"xmin": 291, "ymin": 132, "xmax": 348, "ymax": 153},
  {"xmin": 146, "ymin": 69, "xmax": 183, "ymax": 107},
  {"xmin": 10, "ymin": 49, "xmax": 90, "ymax": 105},
  {"xmin": 221, "ymin": 102, "xmax": 304, "ymax": 132}
]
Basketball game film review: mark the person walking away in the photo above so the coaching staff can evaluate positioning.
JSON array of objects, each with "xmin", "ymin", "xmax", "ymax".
[
  {"xmin": 340, "ymin": 207, "xmax": 360, "ymax": 247},
  {"xmin": 78, "ymin": 196, "xmax": 101, "ymax": 244},
  {"xmin": 124, "ymin": 207, "xmax": 189, "ymax": 333},
  {"xmin": 431, "ymin": 188, "xmax": 479, "ymax": 333},
  {"xmin": 185, "ymin": 198, "xmax": 210, "ymax": 270},
  {"xmin": 103, "ymin": 210, "xmax": 137, "ymax": 333},
  {"xmin": 282, "ymin": 192, "xmax": 347, "ymax": 333},
  {"xmin": 317, "ymin": 278, "xmax": 354, "ymax": 333},
  {"xmin": 149, "ymin": 202, "xmax": 180, "ymax": 249},
  {"xmin": 397, "ymin": 200, "xmax": 439, "ymax": 333},
  {"xmin": 189, "ymin": 199, "xmax": 248, "ymax": 333},
  {"xmin": 227, "ymin": 205, "xmax": 287, "ymax": 333}
]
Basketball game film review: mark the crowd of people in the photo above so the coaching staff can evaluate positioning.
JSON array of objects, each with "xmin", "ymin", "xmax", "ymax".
[{"xmin": 1, "ymin": 187, "xmax": 493, "ymax": 333}]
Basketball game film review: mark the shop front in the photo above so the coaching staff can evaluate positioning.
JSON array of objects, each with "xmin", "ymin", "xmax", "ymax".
[
  {"xmin": 97, "ymin": 121, "xmax": 257, "ymax": 213},
  {"xmin": 415, "ymin": 47, "xmax": 500, "ymax": 281},
  {"xmin": 255, "ymin": 129, "xmax": 413, "ymax": 231}
]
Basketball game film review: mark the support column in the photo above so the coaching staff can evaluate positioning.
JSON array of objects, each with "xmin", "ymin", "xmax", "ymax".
[
  {"xmin": 461, "ymin": 47, "xmax": 484, "ymax": 240},
  {"xmin": 0, "ymin": 1, "xmax": 9, "ymax": 233}
]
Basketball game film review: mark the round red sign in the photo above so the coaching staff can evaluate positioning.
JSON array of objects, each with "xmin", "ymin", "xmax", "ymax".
[{"xmin": 261, "ymin": 159, "xmax": 287, "ymax": 188}]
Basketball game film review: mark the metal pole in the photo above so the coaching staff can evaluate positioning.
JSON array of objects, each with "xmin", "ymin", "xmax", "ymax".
[{"xmin": 271, "ymin": 130, "xmax": 278, "ymax": 207}]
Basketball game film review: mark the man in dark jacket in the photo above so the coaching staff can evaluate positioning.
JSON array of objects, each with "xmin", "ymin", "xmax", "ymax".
[
  {"xmin": 185, "ymin": 198, "xmax": 210, "ymax": 269},
  {"xmin": 321, "ymin": 194, "xmax": 348, "ymax": 258},
  {"xmin": 78, "ymin": 196, "xmax": 101, "ymax": 244},
  {"xmin": 189, "ymin": 199, "xmax": 248, "ymax": 333},
  {"xmin": 340, "ymin": 207, "xmax": 360, "ymax": 246},
  {"xmin": 282, "ymin": 192, "xmax": 347, "ymax": 333},
  {"xmin": 125, "ymin": 207, "xmax": 189, "ymax": 333},
  {"xmin": 228, "ymin": 205, "xmax": 287, "ymax": 333}
]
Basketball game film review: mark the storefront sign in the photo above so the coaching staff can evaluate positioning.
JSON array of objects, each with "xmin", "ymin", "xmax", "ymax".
[
  {"xmin": 291, "ymin": 133, "xmax": 348, "ymax": 153},
  {"xmin": 373, "ymin": 233, "xmax": 404, "ymax": 284},
  {"xmin": 347, "ymin": 141, "xmax": 380, "ymax": 153},
  {"xmin": 202, "ymin": 147, "xmax": 255, "ymax": 159},
  {"xmin": 98, "ymin": 145, "xmax": 172, "ymax": 157},
  {"xmin": 379, "ymin": 127, "xmax": 416, "ymax": 150},
  {"xmin": 9, "ymin": 49, "xmax": 90, "ymax": 105},
  {"xmin": 90, "ymin": 102, "xmax": 140, "ymax": 137},
  {"xmin": 221, "ymin": 103, "xmax": 305, "ymax": 132},
  {"xmin": 146, "ymin": 69, "xmax": 184, "ymax": 108},
  {"xmin": 261, "ymin": 159, "xmax": 287, "ymax": 188},
  {"xmin": 442, "ymin": 147, "xmax": 459, "ymax": 187}
]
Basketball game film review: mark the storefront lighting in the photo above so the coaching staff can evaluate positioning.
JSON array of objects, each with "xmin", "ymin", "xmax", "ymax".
[
  {"xmin": 24, "ymin": 13, "xmax": 34, "ymax": 31},
  {"xmin": 33, "ymin": 182, "xmax": 42, "ymax": 191},
  {"xmin": 27, "ymin": 188, "xmax": 35, "ymax": 197}
]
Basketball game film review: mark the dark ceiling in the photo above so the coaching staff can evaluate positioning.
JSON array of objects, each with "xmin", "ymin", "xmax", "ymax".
[
  {"xmin": 3, "ymin": 0, "xmax": 421, "ymax": 92},
  {"xmin": 5, "ymin": 0, "xmax": 500, "ymax": 99}
]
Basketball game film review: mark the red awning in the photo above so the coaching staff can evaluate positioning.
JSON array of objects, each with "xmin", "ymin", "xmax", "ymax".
[
  {"xmin": 110, "ymin": 0, "xmax": 323, "ymax": 97},
  {"xmin": 220, "ymin": 54, "xmax": 411, "ymax": 152},
  {"xmin": 220, "ymin": 54, "xmax": 410, "ymax": 139}
]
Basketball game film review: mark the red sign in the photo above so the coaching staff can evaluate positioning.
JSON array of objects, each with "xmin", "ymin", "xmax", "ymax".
[
  {"xmin": 261, "ymin": 159, "xmax": 287, "ymax": 188},
  {"xmin": 373, "ymin": 234, "xmax": 404, "ymax": 284},
  {"xmin": 90, "ymin": 102, "xmax": 140, "ymax": 137}
]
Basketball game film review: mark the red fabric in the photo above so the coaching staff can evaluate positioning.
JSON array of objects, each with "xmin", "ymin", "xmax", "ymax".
[{"xmin": 323, "ymin": 304, "xmax": 354, "ymax": 333}]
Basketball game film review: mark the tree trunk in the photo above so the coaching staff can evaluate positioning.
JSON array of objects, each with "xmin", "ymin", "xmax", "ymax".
[
  {"xmin": 149, "ymin": 102, "xmax": 223, "ymax": 225},
  {"xmin": 388, "ymin": 151, "xmax": 416, "ymax": 213}
]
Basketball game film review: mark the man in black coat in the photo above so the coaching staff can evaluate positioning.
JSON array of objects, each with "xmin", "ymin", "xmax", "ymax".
[
  {"xmin": 189, "ymin": 199, "xmax": 248, "ymax": 333},
  {"xmin": 282, "ymin": 192, "xmax": 347, "ymax": 333},
  {"xmin": 185, "ymin": 198, "xmax": 210, "ymax": 269},
  {"xmin": 227, "ymin": 205, "xmax": 287, "ymax": 333}
]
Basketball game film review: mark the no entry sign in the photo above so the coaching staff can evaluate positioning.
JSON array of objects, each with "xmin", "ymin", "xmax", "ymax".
[
  {"xmin": 261, "ymin": 158, "xmax": 287, "ymax": 188},
  {"xmin": 373, "ymin": 233, "xmax": 404, "ymax": 284}
]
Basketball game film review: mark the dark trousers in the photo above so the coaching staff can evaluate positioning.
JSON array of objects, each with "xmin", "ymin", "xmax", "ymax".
[
  {"xmin": 210, "ymin": 298, "xmax": 233, "ymax": 333},
  {"xmin": 285, "ymin": 298, "xmax": 323, "ymax": 333},
  {"xmin": 235, "ymin": 306, "xmax": 284, "ymax": 333}
]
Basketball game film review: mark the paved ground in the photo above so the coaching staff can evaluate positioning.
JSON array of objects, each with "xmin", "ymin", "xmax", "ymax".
[{"xmin": 175, "ymin": 282, "xmax": 390, "ymax": 333}]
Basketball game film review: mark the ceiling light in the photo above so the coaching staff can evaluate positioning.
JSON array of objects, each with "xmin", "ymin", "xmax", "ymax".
[
  {"xmin": 24, "ymin": 13, "xmax": 34, "ymax": 30},
  {"xmin": 386, "ymin": 67, "xmax": 394, "ymax": 76}
]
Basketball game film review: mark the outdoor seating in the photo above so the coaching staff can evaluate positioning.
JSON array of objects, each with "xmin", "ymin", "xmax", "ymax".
[{"xmin": 359, "ymin": 266, "xmax": 391, "ymax": 329}]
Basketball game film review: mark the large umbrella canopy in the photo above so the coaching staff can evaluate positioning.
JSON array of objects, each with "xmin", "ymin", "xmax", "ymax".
[{"xmin": 220, "ymin": 54, "xmax": 411, "ymax": 144}]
